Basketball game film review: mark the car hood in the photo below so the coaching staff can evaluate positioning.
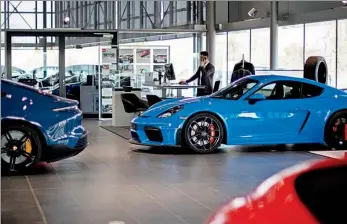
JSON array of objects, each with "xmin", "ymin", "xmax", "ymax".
[{"xmin": 142, "ymin": 96, "xmax": 206, "ymax": 116}]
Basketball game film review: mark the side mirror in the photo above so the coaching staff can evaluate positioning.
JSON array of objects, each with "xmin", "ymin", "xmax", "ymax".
[{"xmin": 248, "ymin": 93, "xmax": 266, "ymax": 103}]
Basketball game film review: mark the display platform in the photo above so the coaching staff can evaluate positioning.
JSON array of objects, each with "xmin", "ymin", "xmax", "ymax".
[
  {"xmin": 100, "ymin": 126, "xmax": 130, "ymax": 140},
  {"xmin": 309, "ymin": 150, "xmax": 347, "ymax": 159}
]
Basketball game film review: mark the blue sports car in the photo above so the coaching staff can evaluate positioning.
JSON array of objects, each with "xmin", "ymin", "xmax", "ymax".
[
  {"xmin": 130, "ymin": 75, "xmax": 347, "ymax": 153},
  {"xmin": 1, "ymin": 79, "xmax": 88, "ymax": 171}
]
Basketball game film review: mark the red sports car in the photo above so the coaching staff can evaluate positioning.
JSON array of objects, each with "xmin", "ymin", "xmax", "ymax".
[
  {"xmin": 207, "ymin": 158, "xmax": 347, "ymax": 224},
  {"xmin": 139, "ymin": 49, "xmax": 150, "ymax": 57}
]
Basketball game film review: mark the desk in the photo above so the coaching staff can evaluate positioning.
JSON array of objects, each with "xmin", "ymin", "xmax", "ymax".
[{"xmin": 142, "ymin": 83, "xmax": 205, "ymax": 98}]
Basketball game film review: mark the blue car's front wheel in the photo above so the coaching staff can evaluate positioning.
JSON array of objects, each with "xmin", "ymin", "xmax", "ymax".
[
  {"xmin": 1, "ymin": 123, "xmax": 43, "ymax": 171},
  {"xmin": 183, "ymin": 113, "xmax": 224, "ymax": 154}
]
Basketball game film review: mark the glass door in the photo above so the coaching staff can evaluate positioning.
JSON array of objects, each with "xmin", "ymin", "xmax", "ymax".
[
  {"xmin": 9, "ymin": 36, "xmax": 58, "ymax": 91},
  {"xmin": 64, "ymin": 38, "xmax": 100, "ymax": 117}
]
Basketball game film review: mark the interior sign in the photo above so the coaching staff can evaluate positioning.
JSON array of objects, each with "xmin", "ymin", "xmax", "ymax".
[{"xmin": 102, "ymin": 48, "xmax": 118, "ymax": 64}]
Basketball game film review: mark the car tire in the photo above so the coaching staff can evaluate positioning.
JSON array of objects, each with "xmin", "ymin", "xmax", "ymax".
[
  {"xmin": 304, "ymin": 56, "xmax": 328, "ymax": 84},
  {"xmin": 324, "ymin": 110, "xmax": 347, "ymax": 150},
  {"xmin": 183, "ymin": 113, "xmax": 224, "ymax": 154},
  {"xmin": 1, "ymin": 123, "xmax": 43, "ymax": 171}
]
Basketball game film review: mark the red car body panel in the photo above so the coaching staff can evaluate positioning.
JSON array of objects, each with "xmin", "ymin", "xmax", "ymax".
[{"xmin": 207, "ymin": 158, "xmax": 347, "ymax": 224}]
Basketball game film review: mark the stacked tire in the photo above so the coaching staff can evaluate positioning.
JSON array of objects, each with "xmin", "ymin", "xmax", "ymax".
[{"xmin": 303, "ymin": 56, "xmax": 328, "ymax": 84}]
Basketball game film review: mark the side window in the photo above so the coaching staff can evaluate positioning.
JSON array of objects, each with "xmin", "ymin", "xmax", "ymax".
[
  {"xmin": 224, "ymin": 81, "xmax": 257, "ymax": 100},
  {"xmin": 252, "ymin": 81, "xmax": 303, "ymax": 100},
  {"xmin": 257, "ymin": 83, "xmax": 276, "ymax": 97},
  {"xmin": 282, "ymin": 83, "xmax": 301, "ymax": 99},
  {"xmin": 301, "ymin": 83, "xmax": 323, "ymax": 98}
]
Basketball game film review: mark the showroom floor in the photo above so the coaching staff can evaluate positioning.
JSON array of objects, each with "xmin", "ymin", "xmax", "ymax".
[{"xmin": 2, "ymin": 120, "xmax": 325, "ymax": 224}]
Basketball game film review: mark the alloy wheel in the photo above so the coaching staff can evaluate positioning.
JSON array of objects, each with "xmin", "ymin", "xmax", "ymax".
[
  {"xmin": 1, "ymin": 130, "xmax": 36, "ymax": 170},
  {"xmin": 187, "ymin": 116, "xmax": 221, "ymax": 152}
]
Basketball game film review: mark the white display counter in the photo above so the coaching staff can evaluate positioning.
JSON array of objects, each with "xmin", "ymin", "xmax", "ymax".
[{"xmin": 112, "ymin": 88, "xmax": 142, "ymax": 127}]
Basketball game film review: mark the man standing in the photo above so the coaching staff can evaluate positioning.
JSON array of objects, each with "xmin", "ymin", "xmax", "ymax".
[{"xmin": 179, "ymin": 51, "xmax": 215, "ymax": 96}]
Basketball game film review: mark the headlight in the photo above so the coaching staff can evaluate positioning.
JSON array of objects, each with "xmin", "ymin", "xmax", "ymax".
[{"xmin": 157, "ymin": 105, "xmax": 183, "ymax": 118}]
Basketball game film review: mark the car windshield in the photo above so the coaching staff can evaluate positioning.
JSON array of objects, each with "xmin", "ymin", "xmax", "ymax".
[{"xmin": 210, "ymin": 78, "xmax": 258, "ymax": 100}]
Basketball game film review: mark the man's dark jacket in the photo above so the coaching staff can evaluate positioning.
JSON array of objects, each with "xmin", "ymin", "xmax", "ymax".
[{"xmin": 186, "ymin": 63, "xmax": 215, "ymax": 96}]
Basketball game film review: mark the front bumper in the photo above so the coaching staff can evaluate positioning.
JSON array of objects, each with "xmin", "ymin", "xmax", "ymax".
[
  {"xmin": 129, "ymin": 118, "xmax": 183, "ymax": 147},
  {"xmin": 44, "ymin": 130, "xmax": 89, "ymax": 162}
]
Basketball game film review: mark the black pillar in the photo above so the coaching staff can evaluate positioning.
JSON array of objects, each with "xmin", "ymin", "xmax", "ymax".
[
  {"xmin": 58, "ymin": 36, "xmax": 66, "ymax": 97},
  {"xmin": 43, "ymin": 0, "xmax": 47, "ymax": 79},
  {"xmin": 5, "ymin": 32, "xmax": 12, "ymax": 80},
  {"xmin": 111, "ymin": 32, "xmax": 119, "ymax": 70}
]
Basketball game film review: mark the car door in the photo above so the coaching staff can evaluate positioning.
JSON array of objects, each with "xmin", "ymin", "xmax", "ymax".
[{"xmin": 231, "ymin": 81, "xmax": 315, "ymax": 143}]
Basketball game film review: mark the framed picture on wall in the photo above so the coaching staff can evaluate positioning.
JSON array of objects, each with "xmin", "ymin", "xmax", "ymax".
[
  {"xmin": 135, "ymin": 49, "xmax": 151, "ymax": 63},
  {"xmin": 119, "ymin": 49, "xmax": 134, "ymax": 64},
  {"xmin": 153, "ymin": 49, "xmax": 168, "ymax": 64}
]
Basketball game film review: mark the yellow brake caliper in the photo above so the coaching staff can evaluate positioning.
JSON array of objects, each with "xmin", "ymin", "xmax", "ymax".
[{"xmin": 25, "ymin": 138, "xmax": 32, "ymax": 155}]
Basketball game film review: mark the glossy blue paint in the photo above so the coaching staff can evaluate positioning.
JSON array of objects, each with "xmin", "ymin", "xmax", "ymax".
[
  {"xmin": 1, "ymin": 79, "xmax": 88, "ymax": 159},
  {"xmin": 131, "ymin": 75, "xmax": 347, "ymax": 147}
]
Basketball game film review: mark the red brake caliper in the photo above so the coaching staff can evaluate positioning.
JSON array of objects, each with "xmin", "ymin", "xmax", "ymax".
[
  {"xmin": 209, "ymin": 124, "xmax": 216, "ymax": 144},
  {"xmin": 344, "ymin": 124, "xmax": 347, "ymax": 141}
]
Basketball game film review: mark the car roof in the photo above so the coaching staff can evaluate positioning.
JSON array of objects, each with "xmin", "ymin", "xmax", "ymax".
[
  {"xmin": 249, "ymin": 74, "xmax": 337, "ymax": 89},
  {"xmin": 243, "ymin": 74, "xmax": 347, "ymax": 95},
  {"xmin": 250, "ymin": 74, "xmax": 319, "ymax": 85}
]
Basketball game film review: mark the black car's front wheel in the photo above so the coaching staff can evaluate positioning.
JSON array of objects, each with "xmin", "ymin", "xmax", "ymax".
[
  {"xmin": 183, "ymin": 113, "xmax": 224, "ymax": 153},
  {"xmin": 324, "ymin": 111, "xmax": 347, "ymax": 150},
  {"xmin": 1, "ymin": 123, "xmax": 43, "ymax": 171}
]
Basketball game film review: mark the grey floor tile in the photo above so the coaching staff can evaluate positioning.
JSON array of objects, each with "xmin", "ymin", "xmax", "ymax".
[
  {"xmin": 1, "ymin": 176, "xmax": 29, "ymax": 190},
  {"xmin": 1, "ymin": 190, "xmax": 43, "ymax": 224},
  {"xmin": 1, "ymin": 119, "xmax": 324, "ymax": 224}
]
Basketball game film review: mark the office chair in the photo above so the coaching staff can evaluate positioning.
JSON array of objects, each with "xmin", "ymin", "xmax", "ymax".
[
  {"xmin": 146, "ymin": 94, "xmax": 163, "ymax": 107},
  {"xmin": 121, "ymin": 93, "xmax": 149, "ymax": 116},
  {"xmin": 213, "ymin": 81, "xmax": 221, "ymax": 93}
]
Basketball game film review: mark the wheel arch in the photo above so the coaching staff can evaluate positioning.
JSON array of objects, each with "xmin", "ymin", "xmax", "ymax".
[
  {"xmin": 1, "ymin": 118, "xmax": 48, "ymax": 147},
  {"xmin": 323, "ymin": 108, "xmax": 347, "ymax": 143},
  {"xmin": 325, "ymin": 109, "xmax": 347, "ymax": 126},
  {"xmin": 181, "ymin": 111, "xmax": 228, "ymax": 145}
]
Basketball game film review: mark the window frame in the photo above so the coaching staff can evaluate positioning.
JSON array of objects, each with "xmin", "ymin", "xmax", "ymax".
[
  {"xmin": 246, "ymin": 80, "xmax": 324, "ymax": 101},
  {"xmin": 210, "ymin": 78, "xmax": 259, "ymax": 100}
]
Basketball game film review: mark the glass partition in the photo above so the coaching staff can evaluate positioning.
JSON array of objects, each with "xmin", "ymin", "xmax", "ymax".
[
  {"xmin": 227, "ymin": 30, "xmax": 251, "ymax": 82},
  {"xmin": 63, "ymin": 43, "xmax": 100, "ymax": 116},
  {"xmin": 215, "ymin": 33, "xmax": 228, "ymax": 88},
  {"xmin": 8, "ymin": 36, "xmax": 59, "ymax": 90},
  {"xmin": 305, "ymin": 21, "xmax": 337, "ymax": 87},
  {"xmin": 251, "ymin": 28, "xmax": 270, "ymax": 70},
  {"xmin": 278, "ymin": 24, "xmax": 304, "ymax": 70},
  {"xmin": 122, "ymin": 37, "xmax": 195, "ymax": 97},
  {"xmin": 256, "ymin": 70, "xmax": 303, "ymax": 78},
  {"xmin": 337, "ymin": 19, "xmax": 347, "ymax": 89}
]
